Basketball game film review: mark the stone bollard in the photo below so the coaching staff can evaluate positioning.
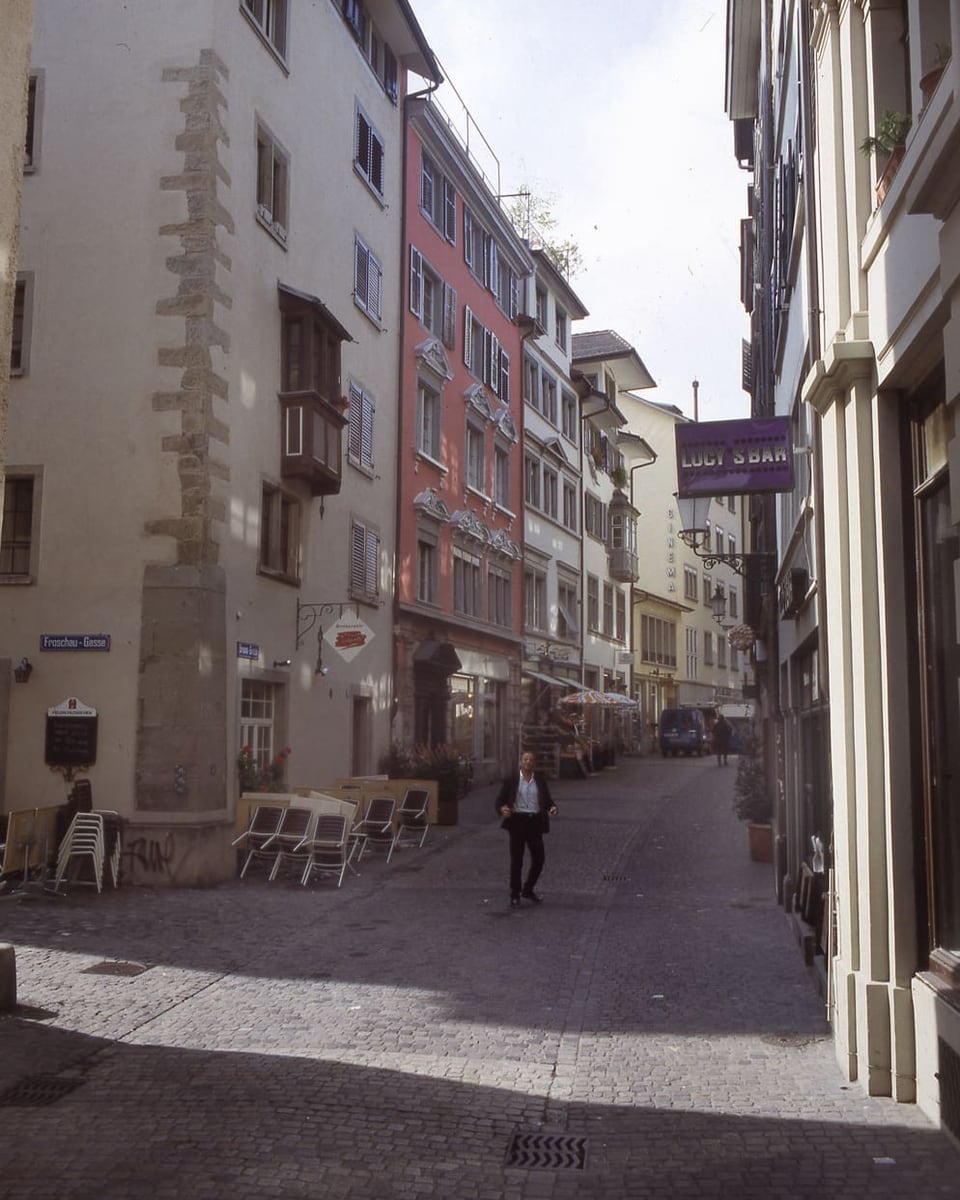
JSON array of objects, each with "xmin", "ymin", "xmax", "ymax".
[{"xmin": 0, "ymin": 943, "xmax": 17, "ymax": 1010}]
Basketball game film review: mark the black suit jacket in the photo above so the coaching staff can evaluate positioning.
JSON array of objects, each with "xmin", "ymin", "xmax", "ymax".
[{"xmin": 495, "ymin": 771, "xmax": 554, "ymax": 833}]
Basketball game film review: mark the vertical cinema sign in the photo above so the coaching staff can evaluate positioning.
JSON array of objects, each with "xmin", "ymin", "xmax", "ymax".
[{"xmin": 675, "ymin": 417, "xmax": 794, "ymax": 497}]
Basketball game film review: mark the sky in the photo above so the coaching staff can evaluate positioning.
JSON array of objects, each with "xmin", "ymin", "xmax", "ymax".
[{"xmin": 407, "ymin": 0, "xmax": 750, "ymax": 423}]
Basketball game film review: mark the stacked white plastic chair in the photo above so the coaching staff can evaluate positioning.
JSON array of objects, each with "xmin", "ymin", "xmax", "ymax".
[{"xmin": 54, "ymin": 811, "xmax": 105, "ymax": 893}]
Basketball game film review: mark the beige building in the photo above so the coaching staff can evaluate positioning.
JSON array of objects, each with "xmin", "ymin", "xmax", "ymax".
[
  {"xmin": 727, "ymin": 0, "xmax": 960, "ymax": 1143},
  {"xmin": 4, "ymin": 0, "xmax": 437, "ymax": 882}
]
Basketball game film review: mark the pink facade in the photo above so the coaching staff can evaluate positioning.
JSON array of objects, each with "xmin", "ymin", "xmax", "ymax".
[{"xmin": 394, "ymin": 95, "xmax": 533, "ymax": 781}]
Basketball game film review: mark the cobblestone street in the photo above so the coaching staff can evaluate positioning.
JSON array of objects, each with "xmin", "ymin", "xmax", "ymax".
[{"xmin": 0, "ymin": 755, "xmax": 957, "ymax": 1199}]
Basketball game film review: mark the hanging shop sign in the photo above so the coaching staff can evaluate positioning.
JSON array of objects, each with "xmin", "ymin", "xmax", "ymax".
[
  {"xmin": 675, "ymin": 417, "xmax": 794, "ymax": 497},
  {"xmin": 323, "ymin": 613, "xmax": 374, "ymax": 662}
]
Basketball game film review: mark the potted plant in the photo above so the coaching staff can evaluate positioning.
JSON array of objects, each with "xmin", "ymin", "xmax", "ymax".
[
  {"xmin": 920, "ymin": 43, "xmax": 951, "ymax": 110},
  {"xmin": 733, "ymin": 747, "xmax": 773, "ymax": 862},
  {"xmin": 381, "ymin": 743, "xmax": 473, "ymax": 825},
  {"xmin": 238, "ymin": 745, "xmax": 291, "ymax": 794},
  {"xmin": 860, "ymin": 109, "xmax": 912, "ymax": 202},
  {"xmin": 609, "ymin": 464, "xmax": 628, "ymax": 491}
]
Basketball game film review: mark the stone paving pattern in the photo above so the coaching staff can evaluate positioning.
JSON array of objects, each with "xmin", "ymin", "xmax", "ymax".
[{"xmin": 0, "ymin": 756, "xmax": 958, "ymax": 1198}]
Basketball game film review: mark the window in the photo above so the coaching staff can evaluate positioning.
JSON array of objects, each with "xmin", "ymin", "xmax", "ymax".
[
  {"xmin": 260, "ymin": 482, "xmax": 300, "ymax": 583},
  {"xmin": 420, "ymin": 154, "xmax": 456, "ymax": 241},
  {"xmin": 584, "ymin": 493, "xmax": 606, "ymax": 539},
  {"xmin": 542, "ymin": 373, "xmax": 558, "ymax": 425},
  {"xmin": 494, "ymin": 445, "xmax": 511, "ymax": 510},
  {"xmin": 616, "ymin": 590, "xmax": 626, "ymax": 642},
  {"xmin": 641, "ymin": 615, "xmax": 677, "ymax": 667},
  {"xmin": 350, "ymin": 519, "xmax": 380, "ymax": 601},
  {"xmin": 686, "ymin": 626, "xmax": 699, "ymax": 679},
  {"xmin": 355, "ymin": 106, "xmax": 384, "ymax": 196},
  {"xmin": 497, "ymin": 263, "xmax": 519, "ymax": 319},
  {"xmin": 340, "ymin": 1, "xmax": 398, "ymax": 101},
  {"xmin": 535, "ymin": 285, "xmax": 547, "ymax": 329},
  {"xmin": 24, "ymin": 72, "xmax": 41, "ymax": 171},
  {"xmin": 717, "ymin": 632, "xmax": 727, "ymax": 668},
  {"xmin": 683, "ymin": 565, "xmax": 698, "ymax": 602},
  {"xmin": 0, "ymin": 476, "xmax": 37, "ymax": 581},
  {"xmin": 602, "ymin": 583, "xmax": 614, "ymax": 636},
  {"xmin": 542, "ymin": 467, "xmax": 558, "ymax": 519},
  {"xmin": 417, "ymin": 537, "xmax": 437, "ymax": 604},
  {"xmin": 704, "ymin": 631, "xmax": 715, "ymax": 665},
  {"xmin": 10, "ymin": 276, "xmax": 31, "ymax": 376},
  {"xmin": 703, "ymin": 576, "xmax": 713, "ymax": 606},
  {"xmin": 240, "ymin": 680, "xmax": 281, "ymax": 785},
  {"xmin": 354, "ymin": 236, "xmax": 382, "ymax": 321},
  {"xmin": 466, "ymin": 423, "xmax": 485, "ymax": 493},
  {"xmin": 715, "ymin": 526, "xmax": 725, "ymax": 555},
  {"xmin": 561, "ymin": 390, "xmax": 578, "ymax": 443},
  {"xmin": 417, "ymin": 380, "xmax": 441, "ymax": 460},
  {"xmin": 587, "ymin": 575, "xmax": 600, "ymax": 631},
  {"xmin": 557, "ymin": 578, "xmax": 579, "ymax": 639},
  {"xmin": 524, "ymin": 356, "xmax": 540, "ymax": 410},
  {"xmin": 729, "ymin": 588, "xmax": 739, "ymax": 619},
  {"xmin": 524, "ymin": 567, "xmax": 547, "ymax": 631},
  {"xmin": 463, "ymin": 207, "xmax": 482, "ymax": 272},
  {"xmin": 464, "ymin": 306, "xmax": 483, "ymax": 376},
  {"xmin": 488, "ymin": 565, "xmax": 512, "ymax": 627},
  {"xmin": 728, "ymin": 534, "xmax": 737, "ymax": 561},
  {"xmin": 524, "ymin": 455, "xmax": 540, "ymax": 508},
  {"xmin": 562, "ymin": 481, "xmax": 578, "ymax": 531},
  {"xmin": 256, "ymin": 121, "xmax": 289, "ymax": 242},
  {"xmin": 280, "ymin": 301, "xmax": 341, "ymax": 401},
  {"xmin": 409, "ymin": 248, "xmax": 456, "ymax": 347},
  {"xmin": 453, "ymin": 547, "xmax": 482, "ymax": 616},
  {"xmin": 555, "ymin": 304, "xmax": 568, "ymax": 351},
  {"xmin": 242, "ymin": 0, "xmax": 288, "ymax": 59},
  {"xmin": 347, "ymin": 383, "xmax": 375, "ymax": 469}
]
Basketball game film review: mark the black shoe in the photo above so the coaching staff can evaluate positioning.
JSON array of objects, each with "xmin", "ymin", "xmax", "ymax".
[
  {"xmin": 522, "ymin": 891, "xmax": 542, "ymax": 904},
  {"xmin": 510, "ymin": 896, "xmax": 521, "ymax": 908}
]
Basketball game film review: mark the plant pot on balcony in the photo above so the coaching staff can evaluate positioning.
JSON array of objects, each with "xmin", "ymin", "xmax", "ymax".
[{"xmin": 875, "ymin": 144, "xmax": 905, "ymax": 204}]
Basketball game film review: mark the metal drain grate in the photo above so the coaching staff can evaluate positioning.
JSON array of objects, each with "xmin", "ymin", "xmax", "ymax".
[
  {"xmin": 0, "ymin": 1077, "xmax": 84, "ymax": 1107},
  {"xmin": 81, "ymin": 960, "xmax": 151, "ymax": 977},
  {"xmin": 505, "ymin": 1131, "xmax": 588, "ymax": 1170},
  {"xmin": 602, "ymin": 874, "xmax": 628, "ymax": 882},
  {"xmin": 939, "ymin": 1037, "xmax": 960, "ymax": 1141}
]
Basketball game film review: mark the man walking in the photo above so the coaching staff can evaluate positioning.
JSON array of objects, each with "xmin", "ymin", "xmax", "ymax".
[
  {"xmin": 496, "ymin": 750, "xmax": 558, "ymax": 908},
  {"xmin": 713, "ymin": 713, "xmax": 732, "ymax": 766}
]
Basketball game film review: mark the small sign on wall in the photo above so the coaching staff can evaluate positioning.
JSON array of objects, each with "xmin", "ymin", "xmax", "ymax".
[
  {"xmin": 237, "ymin": 642, "xmax": 260, "ymax": 660},
  {"xmin": 45, "ymin": 697, "xmax": 98, "ymax": 768}
]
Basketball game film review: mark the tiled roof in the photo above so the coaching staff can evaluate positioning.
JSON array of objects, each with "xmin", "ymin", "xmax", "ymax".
[{"xmin": 571, "ymin": 329, "xmax": 635, "ymax": 362}]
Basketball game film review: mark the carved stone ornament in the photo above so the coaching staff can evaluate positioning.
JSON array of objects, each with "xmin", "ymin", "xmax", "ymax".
[
  {"xmin": 495, "ymin": 405, "xmax": 519, "ymax": 443},
  {"xmin": 449, "ymin": 509, "xmax": 491, "ymax": 545},
  {"xmin": 413, "ymin": 487, "xmax": 451, "ymax": 522},
  {"xmin": 463, "ymin": 383, "xmax": 496, "ymax": 421},
  {"xmin": 414, "ymin": 337, "xmax": 453, "ymax": 382},
  {"xmin": 489, "ymin": 528, "xmax": 522, "ymax": 560}
]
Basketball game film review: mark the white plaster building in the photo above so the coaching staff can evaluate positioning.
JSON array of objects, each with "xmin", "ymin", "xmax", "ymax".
[
  {"xmin": 3, "ymin": 0, "xmax": 438, "ymax": 882},
  {"xmin": 727, "ymin": 0, "xmax": 960, "ymax": 1141},
  {"xmin": 519, "ymin": 249, "xmax": 588, "ymax": 711}
]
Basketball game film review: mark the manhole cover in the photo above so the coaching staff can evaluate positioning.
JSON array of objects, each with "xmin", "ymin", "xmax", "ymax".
[
  {"xmin": 760, "ymin": 1033, "xmax": 825, "ymax": 1048},
  {"xmin": 505, "ymin": 1131, "xmax": 588, "ymax": 1170},
  {"xmin": 0, "ymin": 1077, "xmax": 84, "ymax": 1107},
  {"xmin": 81, "ymin": 960, "xmax": 151, "ymax": 977}
]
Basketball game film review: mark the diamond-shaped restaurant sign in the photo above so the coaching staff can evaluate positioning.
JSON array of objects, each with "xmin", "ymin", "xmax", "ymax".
[{"xmin": 323, "ymin": 613, "xmax": 374, "ymax": 661}]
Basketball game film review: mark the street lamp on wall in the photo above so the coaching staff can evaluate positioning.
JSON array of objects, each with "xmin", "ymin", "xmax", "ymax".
[
  {"xmin": 675, "ymin": 493, "xmax": 776, "ymax": 579},
  {"xmin": 13, "ymin": 657, "xmax": 32, "ymax": 683}
]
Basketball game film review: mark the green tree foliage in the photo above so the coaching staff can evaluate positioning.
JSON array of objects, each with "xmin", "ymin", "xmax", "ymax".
[{"xmin": 506, "ymin": 187, "xmax": 584, "ymax": 279}]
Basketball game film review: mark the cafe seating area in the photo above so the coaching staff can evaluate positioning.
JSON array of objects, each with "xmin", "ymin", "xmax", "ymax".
[{"xmin": 233, "ymin": 778, "xmax": 439, "ymax": 888}]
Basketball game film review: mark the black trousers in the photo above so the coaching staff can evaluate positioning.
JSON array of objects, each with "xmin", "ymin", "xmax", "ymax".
[{"xmin": 508, "ymin": 814, "xmax": 545, "ymax": 896}]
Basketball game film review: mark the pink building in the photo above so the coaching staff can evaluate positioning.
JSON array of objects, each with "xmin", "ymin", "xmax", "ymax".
[{"xmin": 394, "ymin": 92, "xmax": 534, "ymax": 783}]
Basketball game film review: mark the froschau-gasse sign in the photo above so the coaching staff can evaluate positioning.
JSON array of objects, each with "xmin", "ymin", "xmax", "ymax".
[{"xmin": 675, "ymin": 417, "xmax": 793, "ymax": 497}]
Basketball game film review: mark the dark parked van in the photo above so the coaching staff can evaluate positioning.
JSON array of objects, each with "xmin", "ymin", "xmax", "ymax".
[{"xmin": 658, "ymin": 708, "xmax": 707, "ymax": 757}]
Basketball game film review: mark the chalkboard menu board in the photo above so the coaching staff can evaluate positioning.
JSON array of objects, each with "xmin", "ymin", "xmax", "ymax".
[{"xmin": 45, "ymin": 698, "xmax": 98, "ymax": 768}]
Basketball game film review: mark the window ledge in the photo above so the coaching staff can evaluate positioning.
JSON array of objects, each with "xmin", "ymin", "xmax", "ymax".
[
  {"xmin": 414, "ymin": 450, "xmax": 448, "ymax": 474},
  {"xmin": 354, "ymin": 163, "xmax": 386, "ymax": 207},
  {"xmin": 353, "ymin": 295, "xmax": 383, "ymax": 330},
  {"xmin": 256, "ymin": 209, "xmax": 289, "ymax": 248},
  {"xmin": 348, "ymin": 455, "xmax": 376, "ymax": 478},
  {"xmin": 257, "ymin": 566, "xmax": 300, "ymax": 587}
]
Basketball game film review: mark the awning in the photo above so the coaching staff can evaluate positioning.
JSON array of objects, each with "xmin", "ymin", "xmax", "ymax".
[
  {"xmin": 523, "ymin": 669, "xmax": 578, "ymax": 689},
  {"xmin": 413, "ymin": 640, "xmax": 462, "ymax": 673}
]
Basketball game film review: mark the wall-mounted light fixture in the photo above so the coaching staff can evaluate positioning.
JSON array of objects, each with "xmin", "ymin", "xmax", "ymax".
[
  {"xmin": 13, "ymin": 657, "xmax": 33, "ymax": 683},
  {"xmin": 675, "ymin": 493, "xmax": 776, "ymax": 579},
  {"xmin": 272, "ymin": 659, "xmax": 291, "ymax": 668},
  {"xmin": 710, "ymin": 585, "xmax": 734, "ymax": 631}
]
